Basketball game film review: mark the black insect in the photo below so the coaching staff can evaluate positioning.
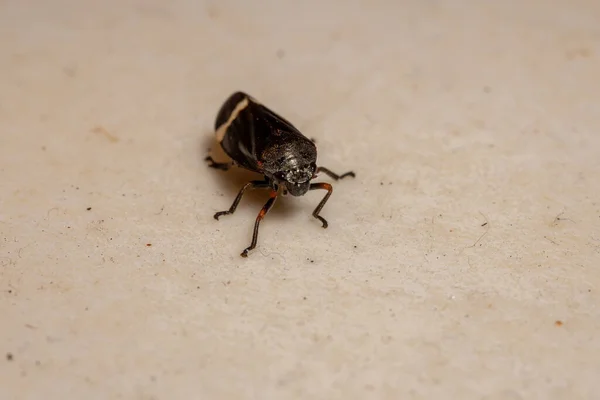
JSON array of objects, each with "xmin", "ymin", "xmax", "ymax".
[{"xmin": 206, "ymin": 91, "xmax": 355, "ymax": 257}]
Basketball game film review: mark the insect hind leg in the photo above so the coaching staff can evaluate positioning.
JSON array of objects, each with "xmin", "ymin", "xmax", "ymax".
[{"xmin": 205, "ymin": 156, "xmax": 231, "ymax": 171}]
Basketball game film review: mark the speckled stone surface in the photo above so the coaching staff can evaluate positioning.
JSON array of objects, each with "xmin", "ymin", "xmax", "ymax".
[{"xmin": 1, "ymin": 1, "xmax": 599, "ymax": 399}]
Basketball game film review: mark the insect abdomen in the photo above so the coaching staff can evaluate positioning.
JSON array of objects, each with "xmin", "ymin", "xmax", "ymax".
[{"xmin": 214, "ymin": 91, "xmax": 261, "ymax": 171}]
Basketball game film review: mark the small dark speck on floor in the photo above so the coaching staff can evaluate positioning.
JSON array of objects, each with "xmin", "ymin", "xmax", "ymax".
[
  {"xmin": 6, "ymin": 353, "xmax": 13, "ymax": 361},
  {"xmin": 86, "ymin": 207, "xmax": 92, "ymax": 211},
  {"xmin": 555, "ymin": 320, "xmax": 564, "ymax": 327}
]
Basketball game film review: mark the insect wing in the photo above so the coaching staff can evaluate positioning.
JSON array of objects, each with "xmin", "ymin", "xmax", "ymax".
[{"xmin": 215, "ymin": 92, "xmax": 307, "ymax": 171}]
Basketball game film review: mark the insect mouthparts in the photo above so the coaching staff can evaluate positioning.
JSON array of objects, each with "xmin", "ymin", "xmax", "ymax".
[{"xmin": 285, "ymin": 167, "xmax": 311, "ymax": 184}]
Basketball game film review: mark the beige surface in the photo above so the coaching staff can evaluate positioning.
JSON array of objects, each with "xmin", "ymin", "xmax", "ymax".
[{"xmin": 1, "ymin": 0, "xmax": 600, "ymax": 399}]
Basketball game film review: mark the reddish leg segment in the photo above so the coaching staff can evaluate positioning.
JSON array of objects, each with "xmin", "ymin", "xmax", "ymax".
[
  {"xmin": 309, "ymin": 182, "xmax": 333, "ymax": 228},
  {"xmin": 241, "ymin": 190, "xmax": 278, "ymax": 257}
]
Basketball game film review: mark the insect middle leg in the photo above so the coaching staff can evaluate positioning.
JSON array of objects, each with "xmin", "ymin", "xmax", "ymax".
[
  {"xmin": 316, "ymin": 167, "xmax": 355, "ymax": 180},
  {"xmin": 241, "ymin": 190, "xmax": 278, "ymax": 257},
  {"xmin": 309, "ymin": 182, "xmax": 333, "ymax": 228},
  {"xmin": 205, "ymin": 156, "xmax": 231, "ymax": 171},
  {"xmin": 214, "ymin": 180, "xmax": 270, "ymax": 220}
]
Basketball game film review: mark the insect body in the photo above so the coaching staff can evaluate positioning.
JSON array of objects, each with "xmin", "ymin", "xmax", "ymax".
[{"xmin": 206, "ymin": 92, "xmax": 355, "ymax": 257}]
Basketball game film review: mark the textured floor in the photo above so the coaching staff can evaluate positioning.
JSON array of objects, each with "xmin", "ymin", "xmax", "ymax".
[{"xmin": 1, "ymin": 1, "xmax": 599, "ymax": 399}]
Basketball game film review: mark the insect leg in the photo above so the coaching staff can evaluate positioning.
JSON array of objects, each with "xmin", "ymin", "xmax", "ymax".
[
  {"xmin": 241, "ymin": 190, "xmax": 278, "ymax": 257},
  {"xmin": 205, "ymin": 156, "xmax": 231, "ymax": 171},
  {"xmin": 309, "ymin": 182, "xmax": 333, "ymax": 228},
  {"xmin": 316, "ymin": 167, "xmax": 355, "ymax": 180},
  {"xmin": 214, "ymin": 180, "xmax": 270, "ymax": 220}
]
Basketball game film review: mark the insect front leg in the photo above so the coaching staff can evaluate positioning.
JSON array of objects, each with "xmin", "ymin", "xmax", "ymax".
[
  {"xmin": 205, "ymin": 156, "xmax": 231, "ymax": 171},
  {"xmin": 316, "ymin": 167, "xmax": 355, "ymax": 181},
  {"xmin": 309, "ymin": 182, "xmax": 333, "ymax": 228},
  {"xmin": 214, "ymin": 180, "xmax": 270, "ymax": 220},
  {"xmin": 241, "ymin": 190, "xmax": 278, "ymax": 257}
]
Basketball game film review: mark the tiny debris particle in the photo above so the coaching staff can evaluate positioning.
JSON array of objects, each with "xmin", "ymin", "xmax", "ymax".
[
  {"xmin": 481, "ymin": 222, "xmax": 488, "ymax": 227},
  {"xmin": 146, "ymin": 243, "xmax": 152, "ymax": 247},
  {"xmin": 555, "ymin": 320, "xmax": 563, "ymax": 327},
  {"xmin": 303, "ymin": 296, "xmax": 307, "ymax": 300},
  {"xmin": 86, "ymin": 207, "xmax": 92, "ymax": 211},
  {"xmin": 91, "ymin": 125, "xmax": 119, "ymax": 143},
  {"xmin": 6, "ymin": 353, "xmax": 13, "ymax": 361}
]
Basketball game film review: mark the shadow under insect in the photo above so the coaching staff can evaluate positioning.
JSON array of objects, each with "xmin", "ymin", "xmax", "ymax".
[{"xmin": 202, "ymin": 133, "xmax": 302, "ymax": 221}]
